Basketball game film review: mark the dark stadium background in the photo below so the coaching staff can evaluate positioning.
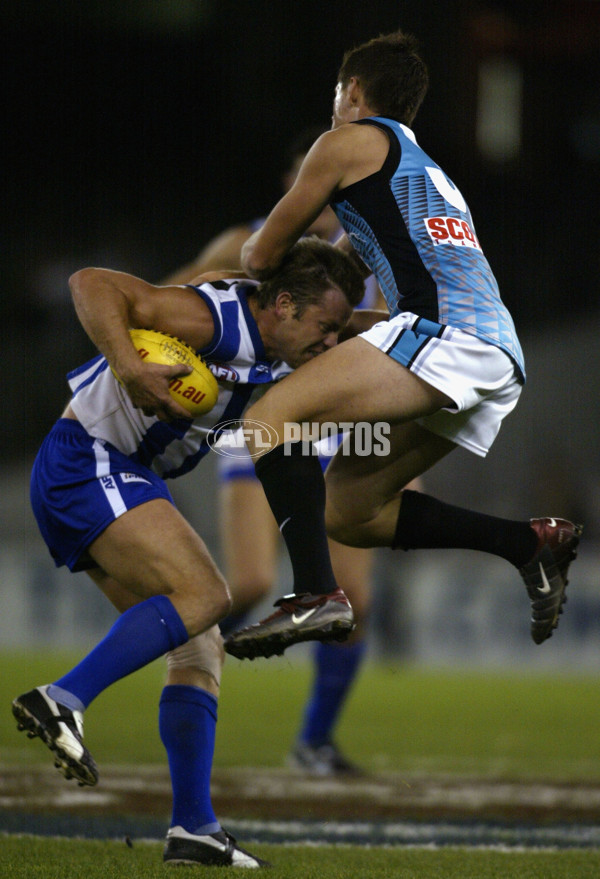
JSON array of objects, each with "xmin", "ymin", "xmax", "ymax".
[
  {"xmin": 1, "ymin": 0, "xmax": 599, "ymax": 674},
  {"xmin": 3, "ymin": 0, "xmax": 599, "ymax": 473},
  {"xmin": 2, "ymin": 17, "xmax": 600, "ymax": 866}
]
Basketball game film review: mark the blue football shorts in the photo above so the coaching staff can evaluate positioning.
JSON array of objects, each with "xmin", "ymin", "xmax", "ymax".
[{"xmin": 30, "ymin": 418, "xmax": 174, "ymax": 571}]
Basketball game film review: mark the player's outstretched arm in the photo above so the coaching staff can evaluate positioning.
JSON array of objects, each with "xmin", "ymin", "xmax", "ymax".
[{"xmin": 242, "ymin": 131, "xmax": 347, "ymax": 279}]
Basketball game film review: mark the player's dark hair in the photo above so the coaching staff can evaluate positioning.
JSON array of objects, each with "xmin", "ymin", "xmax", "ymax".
[
  {"xmin": 255, "ymin": 237, "xmax": 364, "ymax": 314},
  {"xmin": 337, "ymin": 30, "xmax": 428, "ymax": 125}
]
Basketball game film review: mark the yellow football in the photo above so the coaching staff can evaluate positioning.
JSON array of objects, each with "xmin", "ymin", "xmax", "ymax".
[{"xmin": 115, "ymin": 328, "xmax": 219, "ymax": 417}]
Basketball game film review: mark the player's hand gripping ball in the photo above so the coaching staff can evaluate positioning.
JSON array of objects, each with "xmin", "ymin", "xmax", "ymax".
[{"xmin": 115, "ymin": 328, "xmax": 219, "ymax": 417}]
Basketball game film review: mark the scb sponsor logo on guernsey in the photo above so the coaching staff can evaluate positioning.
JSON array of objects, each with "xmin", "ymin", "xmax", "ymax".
[
  {"xmin": 208, "ymin": 419, "xmax": 279, "ymax": 458},
  {"xmin": 425, "ymin": 216, "xmax": 481, "ymax": 251}
]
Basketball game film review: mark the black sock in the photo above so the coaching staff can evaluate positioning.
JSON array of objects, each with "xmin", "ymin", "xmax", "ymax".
[
  {"xmin": 218, "ymin": 611, "xmax": 249, "ymax": 637},
  {"xmin": 254, "ymin": 442, "xmax": 337, "ymax": 594},
  {"xmin": 392, "ymin": 490, "xmax": 538, "ymax": 568}
]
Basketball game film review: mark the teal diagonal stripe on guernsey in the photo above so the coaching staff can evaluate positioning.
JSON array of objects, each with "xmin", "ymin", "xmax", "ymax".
[{"xmin": 334, "ymin": 201, "xmax": 397, "ymax": 310}]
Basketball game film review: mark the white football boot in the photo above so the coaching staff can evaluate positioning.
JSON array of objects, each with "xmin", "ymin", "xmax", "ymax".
[
  {"xmin": 12, "ymin": 684, "xmax": 98, "ymax": 786},
  {"xmin": 164, "ymin": 826, "xmax": 270, "ymax": 868}
]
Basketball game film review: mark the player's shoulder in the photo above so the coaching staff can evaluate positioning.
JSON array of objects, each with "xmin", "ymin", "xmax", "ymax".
[
  {"xmin": 315, "ymin": 121, "xmax": 382, "ymax": 148},
  {"xmin": 315, "ymin": 122, "xmax": 390, "ymax": 166},
  {"xmin": 195, "ymin": 277, "xmax": 260, "ymax": 312},
  {"xmin": 192, "ymin": 275, "xmax": 243, "ymax": 297},
  {"xmin": 308, "ymin": 123, "xmax": 389, "ymax": 189}
]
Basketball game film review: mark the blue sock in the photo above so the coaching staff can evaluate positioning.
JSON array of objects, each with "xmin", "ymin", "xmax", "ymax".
[
  {"xmin": 160, "ymin": 685, "xmax": 220, "ymax": 835},
  {"xmin": 299, "ymin": 640, "xmax": 366, "ymax": 746},
  {"xmin": 48, "ymin": 595, "xmax": 188, "ymax": 710}
]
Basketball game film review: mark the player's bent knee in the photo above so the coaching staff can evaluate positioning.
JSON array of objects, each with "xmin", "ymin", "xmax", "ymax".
[
  {"xmin": 325, "ymin": 477, "xmax": 378, "ymax": 541},
  {"xmin": 325, "ymin": 505, "xmax": 369, "ymax": 547},
  {"xmin": 166, "ymin": 626, "xmax": 225, "ymax": 689},
  {"xmin": 180, "ymin": 579, "xmax": 232, "ymax": 634}
]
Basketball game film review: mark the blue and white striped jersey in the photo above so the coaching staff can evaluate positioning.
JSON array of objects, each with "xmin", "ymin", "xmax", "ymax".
[
  {"xmin": 332, "ymin": 117, "xmax": 525, "ymax": 380},
  {"xmin": 67, "ymin": 280, "xmax": 292, "ymax": 479}
]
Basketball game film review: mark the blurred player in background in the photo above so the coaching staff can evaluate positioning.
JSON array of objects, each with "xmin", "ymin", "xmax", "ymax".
[
  {"xmin": 164, "ymin": 128, "xmax": 418, "ymax": 776},
  {"xmin": 223, "ymin": 29, "xmax": 583, "ymax": 661},
  {"xmin": 11, "ymin": 239, "xmax": 365, "ymax": 867}
]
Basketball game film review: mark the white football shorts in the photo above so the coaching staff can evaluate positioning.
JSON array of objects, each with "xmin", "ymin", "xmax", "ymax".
[{"xmin": 359, "ymin": 312, "xmax": 523, "ymax": 457}]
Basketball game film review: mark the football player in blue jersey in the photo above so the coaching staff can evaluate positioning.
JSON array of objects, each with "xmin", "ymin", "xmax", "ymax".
[
  {"xmin": 222, "ymin": 30, "xmax": 583, "ymax": 661},
  {"xmin": 11, "ymin": 238, "xmax": 366, "ymax": 868}
]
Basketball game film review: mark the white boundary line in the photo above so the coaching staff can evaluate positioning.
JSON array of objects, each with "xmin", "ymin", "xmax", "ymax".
[{"xmin": 3, "ymin": 819, "xmax": 600, "ymax": 851}]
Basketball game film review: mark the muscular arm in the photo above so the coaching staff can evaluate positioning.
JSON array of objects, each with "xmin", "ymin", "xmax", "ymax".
[
  {"xmin": 69, "ymin": 268, "xmax": 216, "ymax": 419},
  {"xmin": 241, "ymin": 124, "xmax": 388, "ymax": 280},
  {"xmin": 241, "ymin": 130, "xmax": 348, "ymax": 279}
]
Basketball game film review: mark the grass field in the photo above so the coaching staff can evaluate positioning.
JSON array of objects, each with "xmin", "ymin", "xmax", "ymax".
[
  {"xmin": 2, "ymin": 837, "xmax": 600, "ymax": 879},
  {"xmin": 2, "ymin": 651, "xmax": 599, "ymax": 778},
  {"xmin": 1, "ymin": 651, "xmax": 600, "ymax": 877}
]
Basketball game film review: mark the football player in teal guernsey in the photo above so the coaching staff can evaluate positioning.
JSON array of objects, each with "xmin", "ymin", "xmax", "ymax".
[
  {"xmin": 11, "ymin": 238, "xmax": 366, "ymax": 868},
  {"xmin": 162, "ymin": 126, "xmax": 408, "ymax": 777},
  {"xmin": 223, "ymin": 29, "xmax": 583, "ymax": 661}
]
